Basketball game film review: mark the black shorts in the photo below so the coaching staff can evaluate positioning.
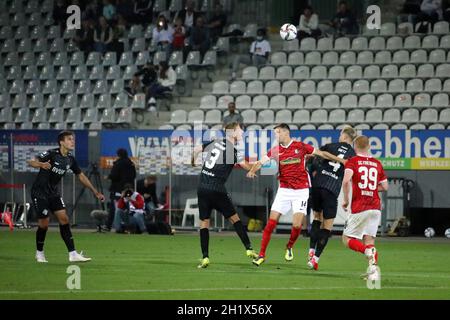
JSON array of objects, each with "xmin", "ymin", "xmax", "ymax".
[
  {"xmin": 311, "ymin": 187, "xmax": 338, "ymax": 220},
  {"xmin": 197, "ymin": 188, "xmax": 236, "ymax": 220},
  {"xmin": 31, "ymin": 195, "xmax": 66, "ymax": 219}
]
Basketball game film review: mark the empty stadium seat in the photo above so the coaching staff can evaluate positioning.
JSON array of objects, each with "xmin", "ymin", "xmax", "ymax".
[
  {"xmin": 198, "ymin": 95, "xmax": 216, "ymax": 110},
  {"xmin": 252, "ymin": 95, "xmax": 269, "ymax": 109},
  {"xmin": 293, "ymin": 110, "xmax": 310, "ymax": 123},
  {"xmin": 413, "ymin": 93, "xmax": 431, "ymax": 107},
  {"xmin": 270, "ymin": 95, "xmax": 287, "ymax": 109},
  {"xmin": 247, "ymin": 81, "xmax": 263, "ymax": 94},
  {"xmin": 287, "ymin": 95, "xmax": 304, "ymax": 109}
]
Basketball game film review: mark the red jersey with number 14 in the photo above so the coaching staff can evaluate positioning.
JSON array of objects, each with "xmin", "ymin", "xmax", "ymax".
[
  {"xmin": 267, "ymin": 140, "xmax": 315, "ymax": 190},
  {"xmin": 344, "ymin": 155, "xmax": 387, "ymax": 214}
]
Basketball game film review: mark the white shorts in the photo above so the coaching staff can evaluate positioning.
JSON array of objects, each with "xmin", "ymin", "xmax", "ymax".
[
  {"xmin": 343, "ymin": 210, "xmax": 381, "ymax": 239},
  {"xmin": 271, "ymin": 188, "xmax": 309, "ymax": 216}
]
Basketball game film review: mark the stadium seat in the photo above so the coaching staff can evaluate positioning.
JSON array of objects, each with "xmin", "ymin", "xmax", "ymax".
[
  {"xmin": 29, "ymin": 94, "xmax": 44, "ymax": 109},
  {"xmin": 389, "ymin": 79, "xmax": 405, "ymax": 92},
  {"xmin": 352, "ymin": 37, "xmax": 368, "ymax": 50},
  {"xmin": 14, "ymin": 108, "xmax": 30, "ymax": 123},
  {"xmin": 0, "ymin": 26, "xmax": 12, "ymax": 39},
  {"xmin": 204, "ymin": 110, "xmax": 221, "ymax": 124},
  {"xmin": 112, "ymin": 93, "xmax": 129, "ymax": 109},
  {"xmin": 259, "ymin": 66, "xmax": 275, "ymax": 80},
  {"xmin": 374, "ymin": 51, "xmax": 391, "ymax": 64},
  {"xmin": 106, "ymin": 66, "xmax": 122, "ymax": 80},
  {"xmin": 60, "ymin": 80, "xmax": 74, "ymax": 95},
  {"xmin": 310, "ymin": 109, "xmax": 328, "ymax": 123},
  {"xmin": 335, "ymin": 37, "xmax": 350, "ymax": 51},
  {"xmin": 353, "ymin": 80, "xmax": 369, "ymax": 93},
  {"xmin": 100, "ymin": 108, "xmax": 116, "ymax": 124},
  {"xmin": 304, "ymin": 95, "xmax": 321, "ymax": 109},
  {"xmin": 117, "ymin": 108, "xmax": 132, "ymax": 125},
  {"xmin": 276, "ymin": 66, "xmax": 292, "ymax": 80},
  {"xmin": 247, "ymin": 80, "xmax": 263, "ymax": 94},
  {"xmin": 406, "ymin": 79, "xmax": 423, "ymax": 92},
  {"xmin": 66, "ymin": 108, "xmax": 82, "ymax": 123},
  {"xmin": 271, "ymin": 52, "xmax": 287, "ymax": 66},
  {"xmin": 97, "ymin": 94, "xmax": 112, "ymax": 110},
  {"xmin": 234, "ymin": 95, "xmax": 250, "ymax": 109},
  {"xmin": 393, "ymin": 50, "xmax": 409, "ymax": 63},
  {"xmin": 69, "ymin": 51, "xmax": 85, "ymax": 66},
  {"xmin": 394, "ymin": 94, "xmax": 411, "ymax": 107},
  {"xmin": 242, "ymin": 66, "xmax": 258, "ymax": 80},
  {"xmin": 441, "ymin": 35, "xmax": 450, "ymax": 48},
  {"xmin": 119, "ymin": 52, "xmax": 134, "ymax": 66},
  {"xmin": 318, "ymin": 124, "xmax": 334, "ymax": 130},
  {"xmin": 293, "ymin": 110, "xmax": 310, "ymax": 123},
  {"xmin": 401, "ymin": 108, "xmax": 420, "ymax": 122},
  {"xmin": 215, "ymin": 37, "xmax": 230, "ymax": 53},
  {"xmin": 341, "ymin": 94, "xmax": 358, "ymax": 108},
  {"xmin": 12, "ymin": 93, "xmax": 27, "ymax": 109},
  {"xmin": 8, "ymin": 66, "xmax": 22, "ymax": 80},
  {"xmin": 305, "ymin": 52, "xmax": 321, "ymax": 65},
  {"xmin": 40, "ymin": 65, "xmax": 54, "ymax": 80},
  {"xmin": 420, "ymin": 108, "xmax": 438, "ymax": 123},
  {"xmin": 288, "ymin": 52, "xmax": 304, "ymax": 65},
  {"xmin": 432, "ymin": 93, "xmax": 449, "ymax": 107},
  {"xmin": 110, "ymin": 79, "xmax": 124, "ymax": 94},
  {"xmin": 292, "ymin": 66, "xmax": 309, "ymax": 79},
  {"xmin": 130, "ymin": 93, "xmax": 146, "ymax": 110},
  {"xmin": 413, "ymin": 93, "xmax": 431, "ymax": 107},
  {"xmin": 213, "ymin": 81, "xmax": 229, "ymax": 94},
  {"xmin": 26, "ymin": 80, "xmax": 41, "ymax": 94},
  {"xmin": 422, "ymin": 35, "xmax": 439, "ymax": 49},
  {"xmin": 310, "ymin": 66, "xmax": 327, "ymax": 79},
  {"xmin": 300, "ymin": 38, "xmax": 316, "ymax": 51},
  {"xmin": 364, "ymin": 65, "xmax": 381, "ymax": 79},
  {"xmin": 299, "ymin": 80, "xmax": 315, "ymax": 94},
  {"xmin": 400, "ymin": 64, "xmax": 416, "ymax": 78},
  {"xmin": 186, "ymin": 51, "xmax": 201, "ymax": 66},
  {"xmin": 322, "ymin": 52, "xmax": 338, "ymax": 65},
  {"xmin": 123, "ymin": 65, "xmax": 137, "ymax": 80},
  {"xmin": 252, "ymin": 95, "xmax": 269, "ymax": 109},
  {"xmin": 335, "ymin": 80, "xmax": 351, "ymax": 93},
  {"xmin": 347, "ymin": 109, "xmax": 365, "ymax": 123},
  {"xmin": 357, "ymin": 51, "xmax": 373, "ymax": 65},
  {"xmin": 48, "ymin": 108, "xmax": 64, "ymax": 123},
  {"xmin": 433, "ymin": 21, "xmax": 449, "ymax": 34},
  {"xmin": 79, "ymin": 94, "xmax": 94, "ymax": 109},
  {"xmin": 153, "ymin": 51, "xmax": 167, "ymax": 66},
  {"xmin": 83, "ymin": 108, "xmax": 99, "ymax": 124},
  {"xmin": 369, "ymin": 37, "xmax": 385, "ymax": 50},
  {"xmin": 355, "ymin": 124, "xmax": 371, "ymax": 130},
  {"xmin": 14, "ymin": 25, "xmax": 29, "ymax": 39},
  {"xmin": 20, "ymin": 122, "xmax": 34, "ymax": 129},
  {"xmin": 440, "ymin": 108, "xmax": 450, "ymax": 122},
  {"xmin": 170, "ymin": 110, "xmax": 187, "ymax": 124},
  {"xmin": 287, "ymin": 95, "xmax": 304, "ymax": 109},
  {"xmin": 199, "ymin": 95, "xmax": 217, "ymax": 109},
  {"xmin": 281, "ymin": 80, "xmax": 298, "ymax": 94},
  {"xmin": 283, "ymin": 38, "xmax": 299, "ymax": 51},
  {"xmin": 0, "ymin": 108, "xmax": 13, "ymax": 123},
  {"xmin": 386, "ymin": 36, "xmax": 402, "ymax": 50},
  {"xmin": 229, "ymin": 81, "xmax": 246, "ymax": 94},
  {"xmin": 241, "ymin": 109, "xmax": 257, "ymax": 123},
  {"xmin": 77, "ymin": 80, "xmax": 91, "ymax": 94},
  {"xmin": 424, "ymin": 79, "xmax": 442, "ymax": 92},
  {"xmin": 17, "ymin": 39, "xmax": 32, "ymax": 53},
  {"xmin": 381, "ymin": 64, "xmax": 398, "ymax": 78},
  {"xmin": 217, "ymin": 95, "xmax": 234, "ymax": 109},
  {"xmin": 317, "ymin": 37, "xmax": 332, "ymax": 51},
  {"xmin": 417, "ymin": 64, "xmax": 434, "ymax": 78},
  {"xmin": 376, "ymin": 94, "xmax": 394, "ymax": 108},
  {"xmin": 90, "ymin": 66, "xmax": 104, "ymax": 80},
  {"xmin": 410, "ymin": 49, "xmax": 427, "ymax": 64},
  {"xmin": 45, "ymin": 94, "xmax": 61, "ymax": 109},
  {"xmin": 365, "ymin": 109, "xmax": 383, "ymax": 123},
  {"xmin": 430, "ymin": 49, "xmax": 446, "ymax": 63},
  {"xmin": 371, "ymin": 79, "xmax": 387, "ymax": 92},
  {"xmin": 383, "ymin": 109, "xmax": 401, "ymax": 122},
  {"xmin": 372, "ymin": 123, "xmax": 389, "ymax": 130},
  {"xmin": 62, "ymin": 94, "xmax": 78, "ymax": 109},
  {"xmin": 428, "ymin": 123, "xmax": 445, "ymax": 129},
  {"xmin": 10, "ymin": 80, "xmax": 25, "ymax": 94},
  {"xmin": 340, "ymin": 51, "xmax": 356, "ymax": 65},
  {"xmin": 397, "ymin": 22, "xmax": 414, "ymax": 34},
  {"xmin": 187, "ymin": 110, "xmax": 204, "ymax": 123},
  {"xmin": 257, "ymin": 110, "xmax": 275, "ymax": 124},
  {"xmin": 380, "ymin": 22, "xmax": 396, "ymax": 36},
  {"xmin": 270, "ymin": 95, "xmax": 287, "ymax": 109},
  {"xmin": 275, "ymin": 110, "xmax": 292, "ymax": 123},
  {"xmin": 43, "ymin": 80, "xmax": 59, "ymax": 95},
  {"xmin": 323, "ymin": 95, "xmax": 340, "ymax": 109},
  {"xmin": 328, "ymin": 65, "xmax": 345, "ymax": 79}
]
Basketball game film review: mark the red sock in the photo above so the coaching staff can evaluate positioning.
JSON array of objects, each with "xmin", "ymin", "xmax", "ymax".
[
  {"xmin": 348, "ymin": 238, "xmax": 365, "ymax": 253},
  {"xmin": 287, "ymin": 226, "xmax": 301, "ymax": 249},
  {"xmin": 259, "ymin": 219, "xmax": 278, "ymax": 257}
]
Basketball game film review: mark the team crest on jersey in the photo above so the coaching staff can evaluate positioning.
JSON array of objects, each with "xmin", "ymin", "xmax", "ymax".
[
  {"xmin": 295, "ymin": 149, "xmax": 299, "ymax": 154},
  {"xmin": 66, "ymin": 164, "xmax": 70, "ymax": 169}
]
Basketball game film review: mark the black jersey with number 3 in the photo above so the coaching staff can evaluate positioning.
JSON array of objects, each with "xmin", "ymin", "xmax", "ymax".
[
  {"xmin": 312, "ymin": 142, "xmax": 355, "ymax": 197},
  {"xmin": 31, "ymin": 148, "xmax": 82, "ymax": 198},
  {"xmin": 198, "ymin": 139, "xmax": 242, "ymax": 193}
]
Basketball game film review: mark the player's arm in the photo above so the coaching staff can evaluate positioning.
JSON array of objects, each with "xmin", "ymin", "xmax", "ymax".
[
  {"xmin": 246, "ymin": 155, "xmax": 270, "ymax": 178},
  {"xmin": 342, "ymin": 168, "xmax": 353, "ymax": 211},
  {"xmin": 238, "ymin": 160, "xmax": 256, "ymax": 171},
  {"xmin": 77, "ymin": 172, "xmax": 105, "ymax": 201},
  {"xmin": 313, "ymin": 149, "xmax": 346, "ymax": 165},
  {"xmin": 27, "ymin": 158, "xmax": 51, "ymax": 170},
  {"xmin": 191, "ymin": 145, "xmax": 203, "ymax": 167}
]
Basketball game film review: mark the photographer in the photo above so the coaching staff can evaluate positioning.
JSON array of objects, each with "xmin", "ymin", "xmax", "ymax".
[
  {"xmin": 113, "ymin": 184, "xmax": 147, "ymax": 234},
  {"xmin": 136, "ymin": 175, "xmax": 164, "ymax": 220}
]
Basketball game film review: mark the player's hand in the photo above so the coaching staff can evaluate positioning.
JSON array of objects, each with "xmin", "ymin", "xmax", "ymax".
[
  {"xmin": 246, "ymin": 171, "xmax": 257, "ymax": 179},
  {"xmin": 95, "ymin": 192, "xmax": 105, "ymax": 202},
  {"xmin": 40, "ymin": 161, "xmax": 51, "ymax": 170},
  {"xmin": 342, "ymin": 199, "xmax": 349, "ymax": 211}
]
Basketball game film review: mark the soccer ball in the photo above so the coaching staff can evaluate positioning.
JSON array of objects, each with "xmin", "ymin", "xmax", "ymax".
[
  {"xmin": 280, "ymin": 23, "xmax": 297, "ymax": 41},
  {"xmin": 424, "ymin": 227, "xmax": 435, "ymax": 238},
  {"xmin": 445, "ymin": 228, "xmax": 450, "ymax": 238}
]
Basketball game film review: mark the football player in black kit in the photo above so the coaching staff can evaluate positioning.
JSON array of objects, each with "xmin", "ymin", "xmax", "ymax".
[
  {"xmin": 191, "ymin": 122, "xmax": 258, "ymax": 268},
  {"xmin": 28, "ymin": 131, "xmax": 105, "ymax": 263},
  {"xmin": 307, "ymin": 126, "xmax": 357, "ymax": 270}
]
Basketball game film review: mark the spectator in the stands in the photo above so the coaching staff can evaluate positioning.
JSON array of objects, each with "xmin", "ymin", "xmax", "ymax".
[
  {"xmin": 148, "ymin": 61, "xmax": 177, "ymax": 107},
  {"xmin": 53, "ymin": 0, "xmax": 68, "ymax": 31},
  {"xmin": 125, "ymin": 75, "xmax": 145, "ymax": 97},
  {"xmin": 175, "ymin": 0, "xmax": 199, "ymax": 35},
  {"xmin": 417, "ymin": 0, "xmax": 443, "ymax": 25},
  {"xmin": 152, "ymin": 15, "xmax": 174, "ymax": 60},
  {"xmin": 230, "ymin": 28, "xmax": 271, "ymax": 80},
  {"xmin": 172, "ymin": 17, "xmax": 187, "ymax": 51},
  {"xmin": 133, "ymin": 0, "xmax": 154, "ymax": 25},
  {"xmin": 444, "ymin": 0, "xmax": 450, "ymax": 22},
  {"xmin": 223, "ymin": 102, "xmax": 244, "ymax": 127},
  {"xmin": 188, "ymin": 16, "xmax": 211, "ymax": 58},
  {"xmin": 207, "ymin": 3, "xmax": 227, "ymax": 43},
  {"xmin": 102, "ymin": 0, "xmax": 116, "ymax": 22},
  {"xmin": 328, "ymin": 1, "xmax": 358, "ymax": 35},
  {"xmin": 116, "ymin": 0, "xmax": 134, "ymax": 23},
  {"xmin": 74, "ymin": 19, "xmax": 95, "ymax": 54},
  {"xmin": 109, "ymin": 15, "xmax": 126, "ymax": 55},
  {"xmin": 397, "ymin": 0, "xmax": 422, "ymax": 25},
  {"xmin": 297, "ymin": 5, "xmax": 321, "ymax": 40},
  {"xmin": 94, "ymin": 16, "xmax": 114, "ymax": 54},
  {"xmin": 83, "ymin": 0, "xmax": 102, "ymax": 21}
]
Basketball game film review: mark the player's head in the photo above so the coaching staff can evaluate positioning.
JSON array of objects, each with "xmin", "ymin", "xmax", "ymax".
[
  {"xmin": 354, "ymin": 135, "xmax": 370, "ymax": 154},
  {"xmin": 339, "ymin": 126, "xmax": 357, "ymax": 144},
  {"xmin": 224, "ymin": 122, "xmax": 243, "ymax": 142},
  {"xmin": 58, "ymin": 131, "xmax": 75, "ymax": 151},
  {"xmin": 117, "ymin": 148, "xmax": 128, "ymax": 159},
  {"xmin": 273, "ymin": 123, "xmax": 291, "ymax": 145}
]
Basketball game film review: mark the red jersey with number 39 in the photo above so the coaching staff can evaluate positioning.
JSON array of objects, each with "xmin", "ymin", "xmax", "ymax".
[
  {"xmin": 344, "ymin": 155, "xmax": 387, "ymax": 214},
  {"xmin": 267, "ymin": 140, "xmax": 315, "ymax": 189}
]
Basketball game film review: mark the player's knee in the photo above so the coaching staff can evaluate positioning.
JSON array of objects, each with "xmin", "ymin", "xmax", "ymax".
[
  {"xmin": 38, "ymin": 220, "xmax": 49, "ymax": 229},
  {"xmin": 228, "ymin": 214, "xmax": 240, "ymax": 224},
  {"xmin": 341, "ymin": 235, "xmax": 349, "ymax": 247}
]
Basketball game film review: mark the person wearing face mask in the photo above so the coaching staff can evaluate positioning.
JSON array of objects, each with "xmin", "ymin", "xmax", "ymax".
[{"xmin": 230, "ymin": 28, "xmax": 271, "ymax": 81}]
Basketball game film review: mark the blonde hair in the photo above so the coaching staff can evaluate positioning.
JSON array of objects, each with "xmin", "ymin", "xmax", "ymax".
[{"xmin": 341, "ymin": 126, "xmax": 357, "ymax": 141}]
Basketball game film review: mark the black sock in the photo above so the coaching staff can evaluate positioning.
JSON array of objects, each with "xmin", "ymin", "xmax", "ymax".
[
  {"xmin": 200, "ymin": 228, "xmax": 209, "ymax": 258},
  {"xmin": 315, "ymin": 229, "xmax": 331, "ymax": 257},
  {"xmin": 36, "ymin": 227, "xmax": 48, "ymax": 251},
  {"xmin": 233, "ymin": 221, "xmax": 252, "ymax": 250},
  {"xmin": 59, "ymin": 224, "xmax": 75, "ymax": 252},
  {"xmin": 309, "ymin": 220, "xmax": 321, "ymax": 250}
]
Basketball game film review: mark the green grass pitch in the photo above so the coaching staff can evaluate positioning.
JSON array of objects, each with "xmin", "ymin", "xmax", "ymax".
[{"xmin": 1, "ymin": 229, "xmax": 449, "ymax": 300}]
